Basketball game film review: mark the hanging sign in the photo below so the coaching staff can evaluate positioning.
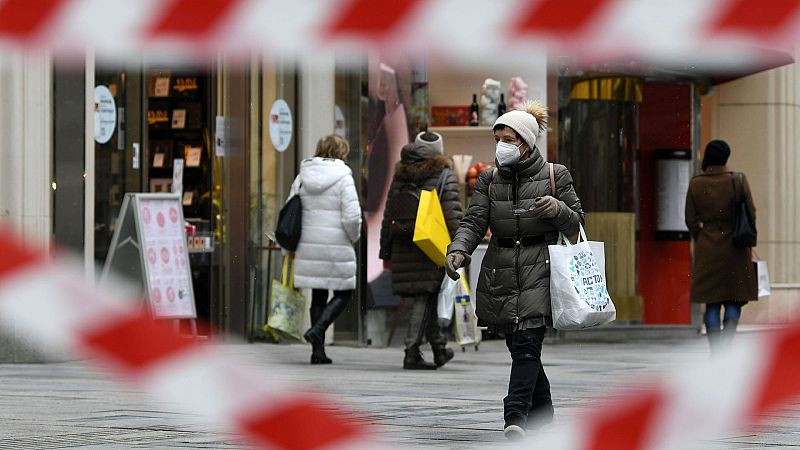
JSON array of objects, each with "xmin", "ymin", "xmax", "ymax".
[
  {"xmin": 94, "ymin": 85, "xmax": 117, "ymax": 144},
  {"xmin": 102, "ymin": 194, "xmax": 196, "ymax": 319},
  {"xmin": 269, "ymin": 99, "xmax": 293, "ymax": 152}
]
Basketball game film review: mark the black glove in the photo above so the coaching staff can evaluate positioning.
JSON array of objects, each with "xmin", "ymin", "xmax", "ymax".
[
  {"xmin": 445, "ymin": 252, "xmax": 471, "ymax": 280},
  {"xmin": 533, "ymin": 195, "xmax": 560, "ymax": 219}
]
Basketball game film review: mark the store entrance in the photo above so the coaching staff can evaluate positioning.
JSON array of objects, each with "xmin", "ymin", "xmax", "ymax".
[
  {"xmin": 144, "ymin": 67, "xmax": 216, "ymax": 335},
  {"xmin": 94, "ymin": 67, "xmax": 145, "ymax": 265},
  {"xmin": 94, "ymin": 64, "xmax": 218, "ymax": 335}
]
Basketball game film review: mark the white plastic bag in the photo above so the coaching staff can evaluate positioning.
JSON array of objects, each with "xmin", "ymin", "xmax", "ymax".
[
  {"xmin": 754, "ymin": 259, "xmax": 770, "ymax": 298},
  {"xmin": 453, "ymin": 277, "xmax": 481, "ymax": 347},
  {"xmin": 438, "ymin": 272, "xmax": 456, "ymax": 327},
  {"xmin": 548, "ymin": 225, "xmax": 616, "ymax": 330}
]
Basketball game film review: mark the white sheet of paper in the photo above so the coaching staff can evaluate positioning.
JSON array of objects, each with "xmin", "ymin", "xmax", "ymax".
[
  {"xmin": 182, "ymin": 191, "xmax": 194, "ymax": 206},
  {"xmin": 154, "ymin": 77, "xmax": 170, "ymax": 97},
  {"xmin": 171, "ymin": 109, "xmax": 186, "ymax": 129},
  {"xmin": 185, "ymin": 146, "xmax": 202, "ymax": 167},
  {"xmin": 153, "ymin": 153, "xmax": 165, "ymax": 168},
  {"xmin": 172, "ymin": 159, "xmax": 184, "ymax": 195}
]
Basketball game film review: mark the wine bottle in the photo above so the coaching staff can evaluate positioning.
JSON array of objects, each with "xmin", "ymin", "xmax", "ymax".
[
  {"xmin": 469, "ymin": 93, "xmax": 479, "ymax": 126},
  {"xmin": 498, "ymin": 93, "xmax": 507, "ymax": 116}
]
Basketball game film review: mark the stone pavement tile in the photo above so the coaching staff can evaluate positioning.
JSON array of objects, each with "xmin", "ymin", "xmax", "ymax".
[{"xmin": 0, "ymin": 336, "xmax": 798, "ymax": 448}]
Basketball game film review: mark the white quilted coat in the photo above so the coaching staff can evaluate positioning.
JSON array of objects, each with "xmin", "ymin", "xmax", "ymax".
[{"xmin": 288, "ymin": 157, "xmax": 362, "ymax": 290}]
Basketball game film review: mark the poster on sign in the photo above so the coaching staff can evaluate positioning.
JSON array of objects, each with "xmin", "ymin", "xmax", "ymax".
[{"xmin": 102, "ymin": 193, "xmax": 196, "ymax": 319}]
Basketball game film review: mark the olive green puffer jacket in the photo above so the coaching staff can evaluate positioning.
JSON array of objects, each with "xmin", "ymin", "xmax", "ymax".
[{"xmin": 447, "ymin": 150, "xmax": 584, "ymax": 327}]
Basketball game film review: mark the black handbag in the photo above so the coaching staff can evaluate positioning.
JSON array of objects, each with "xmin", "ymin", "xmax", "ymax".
[
  {"xmin": 275, "ymin": 184, "xmax": 303, "ymax": 251},
  {"xmin": 731, "ymin": 173, "xmax": 757, "ymax": 248}
]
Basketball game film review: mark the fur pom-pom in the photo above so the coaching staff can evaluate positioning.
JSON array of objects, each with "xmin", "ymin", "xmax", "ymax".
[{"xmin": 517, "ymin": 100, "xmax": 548, "ymax": 131}]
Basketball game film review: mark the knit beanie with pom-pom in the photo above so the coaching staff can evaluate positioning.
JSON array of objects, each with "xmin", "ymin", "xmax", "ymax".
[{"xmin": 493, "ymin": 100, "xmax": 548, "ymax": 151}]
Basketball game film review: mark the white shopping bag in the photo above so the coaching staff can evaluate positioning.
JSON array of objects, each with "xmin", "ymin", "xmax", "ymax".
[
  {"xmin": 437, "ymin": 270, "xmax": 459, "ymax": 327},
  {"xmin": 454, "ymin": 290, "xmax": 481, "ymax": 346},
  {"xmin": 443, "ymin": 273, "xmax": 480, "ymax": 347},
  {"xmin": 754, "ymin": 259, "xmax": 770, "ymax": 298},
  {"xmin": 548, "ymin": 225, "xmax": 616, "ymax": 330}
]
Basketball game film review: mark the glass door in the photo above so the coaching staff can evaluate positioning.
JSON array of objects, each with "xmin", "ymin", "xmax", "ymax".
[{"xmin": 93, "ymin": 66, "xmax": 144, "ymax": 266}]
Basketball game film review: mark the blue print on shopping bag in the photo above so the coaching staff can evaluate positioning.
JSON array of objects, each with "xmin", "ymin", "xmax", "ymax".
[{"xmin": 568, "ymin": 250, "xmax": 611, "ymax": 312}]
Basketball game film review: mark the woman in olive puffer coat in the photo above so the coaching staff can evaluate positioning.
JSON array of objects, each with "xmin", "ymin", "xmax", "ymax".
[
  {"xmin": 445, "ymin": 102, "xmax": 584, "ymax": 440},
  {"xmin": 380, "ymin": 132, "xmax": 462, "ymax": 370}
]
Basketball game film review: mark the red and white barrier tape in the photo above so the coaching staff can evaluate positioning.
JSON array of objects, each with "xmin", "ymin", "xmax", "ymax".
[
  {"xmin": 3, "ymin": 222, "xmax": 800, "ymax": 449},
  {"xmin": 526, "ymin": 322, "xmax": 800, "ymax": 450},
  {"xmin": 0, "ymin": 226, "xmax": 379, "ymax": 450},
  {"xmin": 0, "ymin": 0, "xmax": 796, "ymax": 64}
]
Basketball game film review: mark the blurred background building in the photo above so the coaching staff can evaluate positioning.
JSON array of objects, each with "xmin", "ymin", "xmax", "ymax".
[{"xmin": 0, "ymin": 47, "xmax": 797, "ymax": 355}]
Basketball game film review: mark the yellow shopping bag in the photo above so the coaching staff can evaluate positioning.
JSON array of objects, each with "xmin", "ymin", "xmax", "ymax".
[{"xmin": 413, "ymin": 188, "xmax": 451, "ymax": 267}]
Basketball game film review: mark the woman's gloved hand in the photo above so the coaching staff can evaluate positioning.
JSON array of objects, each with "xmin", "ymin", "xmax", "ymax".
[
  {"xmin": 533, "ymin": 196, "xmax": 560, "ymax": 219},
  {"xmin": 445, "ymin": 251, "xmax": 471, "ymax": 280}
]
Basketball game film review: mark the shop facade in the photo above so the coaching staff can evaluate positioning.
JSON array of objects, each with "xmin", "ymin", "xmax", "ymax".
[
  {"xmin": 44, "ymin": 54, "xmax": 371, "ymax": 341},
  {"xmin": 361, "ymin": 53, "xmax": 797, "ymax": 335},
  {"xmin": 1, "ymin": 50, "xmax": 798, "ymax": 360}
]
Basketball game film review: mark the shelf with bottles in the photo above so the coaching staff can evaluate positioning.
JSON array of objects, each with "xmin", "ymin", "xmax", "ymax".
[{"xmin": 428, "ymin": 126, "xmax": 494, "ymax": 139}]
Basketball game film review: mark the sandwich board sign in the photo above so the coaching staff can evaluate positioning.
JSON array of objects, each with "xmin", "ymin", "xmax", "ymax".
[{"xmin": 103, "ymin": 193, "xmax": 196, "ymax": 319}]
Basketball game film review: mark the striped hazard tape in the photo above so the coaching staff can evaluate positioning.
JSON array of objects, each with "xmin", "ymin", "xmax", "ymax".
[
  {"xmin": 3, "ymin": 221, "xmax": 800, "ymax": 449},
  {"xmin": 0, "ymin": 225, "xmax": 379, "ymax": 450},
  {"xmin": 0, "ymin": 0, "xmax": 796, "ymax": 64},
  {"xmin": 526, "ymin": 321, "xmax": 800, "ymax": 449}
]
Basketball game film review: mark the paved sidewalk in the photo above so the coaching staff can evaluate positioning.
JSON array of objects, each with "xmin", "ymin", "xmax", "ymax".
[{"xmin": 1, "ymin": 335, "xmax": 799, "ymax": 449}]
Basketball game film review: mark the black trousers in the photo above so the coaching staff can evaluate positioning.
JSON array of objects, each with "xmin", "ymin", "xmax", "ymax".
[
  {"xmin": 310, "ymin": 289, "xmax": 353, "ymax": 310},
  {"xmin": 503, "ymin": 327, "xmax": 553, "ymax": 427}
]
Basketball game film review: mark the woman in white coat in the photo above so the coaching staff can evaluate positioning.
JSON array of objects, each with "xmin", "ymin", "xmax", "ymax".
[{"xmin": 289, "ymin": 135, "xmax": 362, "ymax": 364}]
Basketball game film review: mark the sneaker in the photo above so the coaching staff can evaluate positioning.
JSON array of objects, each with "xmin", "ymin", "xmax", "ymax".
[{"xmin": 503, "ymin": 424, "xmax": 526, "ymax": 441}]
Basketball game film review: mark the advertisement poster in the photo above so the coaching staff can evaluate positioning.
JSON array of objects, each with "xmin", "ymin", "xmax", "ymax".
[
  {"xmin": 365, "ymin": 56, "xmax": 413, "ymax": 306},
  {"xmin": 655, "ymin": 149, "xmax": 691, "ymax": 239},
  {"xmin": 138, "ymin": 197, "xmax": 195, "ymax": 318}
]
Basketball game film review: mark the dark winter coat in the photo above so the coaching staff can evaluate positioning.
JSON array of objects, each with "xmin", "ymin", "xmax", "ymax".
[
  {"xmin": 685, "ymin": 165, "xmax": 758, "ymax": 303},
  {"xmin": 448, "ymin": 150, "xmax": 584, "ymax": 328},
  {"xmin": 379, "ymin": 144, "xmax": 463, "ymax": 297}
]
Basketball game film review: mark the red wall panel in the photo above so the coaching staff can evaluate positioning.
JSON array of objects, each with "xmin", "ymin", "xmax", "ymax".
[{"xmin": 638, "ymin": 84, "xmax": 692, "ymax": 324}]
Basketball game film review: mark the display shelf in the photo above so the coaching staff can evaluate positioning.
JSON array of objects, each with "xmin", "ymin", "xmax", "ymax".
[{"xmin": 429, "ymin": 126, "xmax": 493, "ymax": 137}]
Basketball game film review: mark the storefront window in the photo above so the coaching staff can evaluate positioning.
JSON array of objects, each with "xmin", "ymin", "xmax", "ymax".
[
  {"xmin": 246, "ymin": 57, "xmax": 298, "ymax": 341},
  {"xmin": 334, "ymin": 59, "xmax": 369, "ymax": 343},
  {"xmin": 93, "ymin": 66, "xmax": 144, "ymax": 264},
  {"xmin": 559, "ymin": 77, "xmax": 641, "ymax": 213}
]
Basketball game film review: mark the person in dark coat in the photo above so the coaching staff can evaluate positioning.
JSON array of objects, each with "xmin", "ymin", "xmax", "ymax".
[
  {"xmin": 379, "ymin": 132, "xmax": 463, "ymax": 370},
  {"xmin": 685, "ymin": 140, "xmax": 758, "ymax": 354},
  {"xmin": 444, "ymin": 101, "xmax": 584, "ymax": 440}
]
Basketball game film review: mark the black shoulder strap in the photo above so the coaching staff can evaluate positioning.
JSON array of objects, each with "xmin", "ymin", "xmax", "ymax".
[
  {"xmin": 730, "ymin": 172, "xmax": 741, "ymax": 204},
  {"xmin": 436, "ymin": 168, "xmax": 451, "ymax": 195}
]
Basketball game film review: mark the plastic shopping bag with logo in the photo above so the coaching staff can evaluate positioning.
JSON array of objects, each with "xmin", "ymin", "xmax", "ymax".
[
  {"xmin": 263, "ymin": 256, "xmax": 306, "ymax": 341},
  {"xmin": 548, "ymin": 225, "xmax": 616, "ymax": 330},
  {"xmin": 453, "ymin": 280, "xmax": 481, "ymax": 347}
]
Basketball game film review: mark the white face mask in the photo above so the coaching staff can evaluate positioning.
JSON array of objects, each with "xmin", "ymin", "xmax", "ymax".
[{"xmin": 496, "ymin": 141, "xmax": 524, "ymax": 166}]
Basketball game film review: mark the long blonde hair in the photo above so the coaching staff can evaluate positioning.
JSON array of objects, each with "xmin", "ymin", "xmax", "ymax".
[{"xmin": 315, "ymin": 134, "xmax": 350, "ymax": 160}]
